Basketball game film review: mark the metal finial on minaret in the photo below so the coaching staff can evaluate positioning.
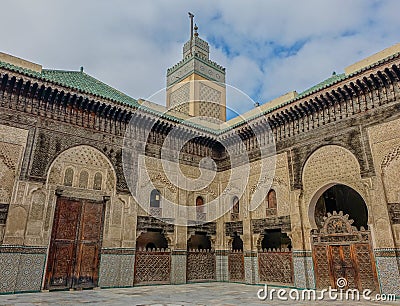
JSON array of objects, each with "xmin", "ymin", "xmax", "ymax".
[
  {"xmin": 194, "ymin": 24, "xmax": 199, "ymax": 37},
  {"xmin": 188, "ymin": 12, "xmax": 194, "ymax": 55}
]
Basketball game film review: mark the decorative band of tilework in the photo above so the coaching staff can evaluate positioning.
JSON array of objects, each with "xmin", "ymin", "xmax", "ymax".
[
  {"xmin": 292, "ymin": 250, "xmax": 312, "ymax": 257},
  {"xmin": 244, "ymin": 251, "xmax": 257, "ymax": 257},
  {"xmin": 374, "ymin": 248, "xmax": 399, "ymax": 257},
  {"xmin": 215, "ymin": 250, "xmax": 229, "ymax": 256},
  {"xmin": 0, "ymin": 245, "xmax": 47, "ymax": 254},
  {"xmin": 101, "ymin": 248, "xmax": 136, "ymax": 255},
  {"xmin": 171, "ymin": 250, "xmax": 187, "ymax": 255}
]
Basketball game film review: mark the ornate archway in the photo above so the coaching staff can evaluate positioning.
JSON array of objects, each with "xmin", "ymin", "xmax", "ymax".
[
  {"xmin": 44, "ymin": 145, "xmax": 116, "ymax": 290},
  {"xmin": 311, "ymin": 184, "xmax": 378, "ymax": 292}
]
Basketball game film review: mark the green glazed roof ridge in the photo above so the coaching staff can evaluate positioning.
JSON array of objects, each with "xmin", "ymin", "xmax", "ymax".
[
  {"xmin": 217, "ymin": 51, "xmax": 400, "ymax": 134},
  {"xmin": 0, "ymin": 60, "xmax": 42, "ymax": 78},
  {"xmin": 41, "ymin": 69, "xmax": 140, "ymax": 107},
  {"xmin": 0, "ymin": 60, "xmax": 139, "ymax": 108}
]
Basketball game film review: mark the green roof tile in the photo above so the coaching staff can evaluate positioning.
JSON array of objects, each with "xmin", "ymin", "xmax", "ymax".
[
  {"xmin": 41, "ymin": 69, "xmax": 139, "ymax": 107},
  {"xmin": 298, "ymin": 73, "xmax": 346, "ymax": 98},
  {"xmin": 0, "ymin": 60, "xmax": 139, "ymax": 107}
]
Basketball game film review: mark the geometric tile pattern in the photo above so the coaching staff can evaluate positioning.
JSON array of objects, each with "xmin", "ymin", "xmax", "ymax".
[
  {"xmin": 305, "ymin": 256, "xmax": 316, "ymax": 289},
  {"xmin": 375, "ymin": 255, "xmax": 400, "ymax": 297},
  {"xmin": 0, "ymin": 252, "xmax": 45, "ymax": 294},
  {"xmin": 244, "ymin": 254, "xmax": 257, "ymax": 284},
  {"xmin": 293, "ymin": 254, "xmax": 315, "ymax": 289},
  {"xmin": 216, "ymin": 254, "xmax": 228, "ymax": 282},
  {"xmin": 0, "ymin": 253, "xmax": 19, "ymax": 293},
  {"xmin": 99, "ymin": 254, "xmax": 135, "ymax": 288},
  {"xmin": 15, "ymin": 254, "xmax": 46, "ymax": 293},
  {"xmin": 171, "ymin": 253, "xmax": 186, "ymax": 284}
]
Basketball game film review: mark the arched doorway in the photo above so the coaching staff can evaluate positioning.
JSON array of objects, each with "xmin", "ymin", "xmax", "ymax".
[
  {"xmin": 311, "ymin": 184, "xmax": 378, "ymax": 292},
  {"xmin": 45, "ymin": 145, "xmax": 116, "ymax": 291}
]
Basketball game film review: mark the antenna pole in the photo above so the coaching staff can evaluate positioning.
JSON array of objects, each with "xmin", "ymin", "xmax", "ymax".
[{"xmin": 188, "ymin": 12, "xmax": 194, "ymax": 55}]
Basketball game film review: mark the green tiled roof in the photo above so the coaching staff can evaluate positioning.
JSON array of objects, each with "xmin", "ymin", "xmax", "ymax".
[
  {"xmin": 298, "ymin": 72, "xmax": 346, "ymax": 98},
  {"xmin": 41, "ymin": 69, "xmax": 139, "ymax": 107},
  {"xmin": 0, "ymin": 60, "xmax": 139, "ymax": 107},
  {"xmin": 0, "ymin": 60, "xmax": 42, "ymax": 78}
]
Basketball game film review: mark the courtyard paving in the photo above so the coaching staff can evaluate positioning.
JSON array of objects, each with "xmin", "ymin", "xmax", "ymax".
[{"xmin": 0, "ymin": 283, "xmax": 398, "ymax": 306}]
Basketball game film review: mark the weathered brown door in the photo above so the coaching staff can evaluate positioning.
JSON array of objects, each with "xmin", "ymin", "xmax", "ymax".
[
  {"xmin": 312, "ymin": 212, "xmax": 379, "ymax": 292},
  {"xmin": 328, "ymin": 245, "xmax": 358, "ymax": 289},
  {"xmin": 45, "ymin": 197, "xmax": 105, "ymax": 290}
]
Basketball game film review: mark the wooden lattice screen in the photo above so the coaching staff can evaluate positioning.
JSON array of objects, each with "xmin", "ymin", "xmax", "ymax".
[
  {"xmin": 228, "ymin": 251, "xmax": 245, "ymax": 282},
  {"xmin": 187, "ymin": 249, "xmax": 216, "ymax": 282},
  {"xmin": 258, "ymin": 249, "xmax": 293, "ymax": 284},
  {"xmin": 134, "ymin": 249, "xmax": 171, "ymax": 285}
]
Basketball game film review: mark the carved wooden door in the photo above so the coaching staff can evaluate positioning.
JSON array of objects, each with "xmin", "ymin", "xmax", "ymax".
[
  {"xmin": 328, "ymin": 245, "xmax": 358, "ymax": 289},
  {"xmin": 45, "ymin": 198, "xmax": 105, "ymax": 290}
]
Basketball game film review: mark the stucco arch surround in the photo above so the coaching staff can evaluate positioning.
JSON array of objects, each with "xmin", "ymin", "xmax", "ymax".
[
  {"xmin": 300, "ymin": 144, "xmax": 374, "ymax": 249},
  {"xmin": 46, "ymin": 144, "xmax": 117, "ymax": 194}
]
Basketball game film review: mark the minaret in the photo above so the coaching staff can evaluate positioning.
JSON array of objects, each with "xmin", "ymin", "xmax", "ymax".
[{"xmin": 166, "ymin": 14, "xmax": 226, "ymax": 122}]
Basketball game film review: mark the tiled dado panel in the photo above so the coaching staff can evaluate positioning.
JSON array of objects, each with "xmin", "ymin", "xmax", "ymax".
[
  {"xmin": 216, "ymin": 250, "xmax": 228, "ymax": 282},
  {"xmin": 171, "ymin": 251, "xmax": 187, "ymax": 284},
  {"xmin": 0, "ymin": 247, "xmax": 46, "ymax": 294},
  {"xmin": 293, "ymin": 251, "xmax": 315, "ymax": 289},
  {"xmin": 244, "ymin": 252, "xmax": 258, "ymax": 284},
  {"xmin": 98, "ymin": 248, "xmax": 135, "ymax": 288},
  {"xmin": 374, "ymin": 249, "xmax": 400, "ymax": 297}
]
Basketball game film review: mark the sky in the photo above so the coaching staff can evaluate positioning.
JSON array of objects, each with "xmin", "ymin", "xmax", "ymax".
[{"xmin": 2, "ymin": 1, "xmax": 400, "ymax": 116}]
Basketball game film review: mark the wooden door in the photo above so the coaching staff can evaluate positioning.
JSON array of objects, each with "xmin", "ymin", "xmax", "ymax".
[
  {"xmin": 328, "ymin": 245, "xmax": 358, "ymax": 289},
  {"xmin": 45, "ymin": 197, "xmax": 105, "ymax": 290}
]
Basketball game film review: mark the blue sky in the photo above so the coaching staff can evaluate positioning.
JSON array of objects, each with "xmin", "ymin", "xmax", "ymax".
[{"xmin": 2, "ymin": 1, "xmax": 400, "ymax": 116}]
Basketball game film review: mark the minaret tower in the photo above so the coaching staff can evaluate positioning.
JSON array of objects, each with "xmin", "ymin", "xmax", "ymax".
[{"xmin": 166, "ymin": 13, "xmax": 226, "ymax": 121}]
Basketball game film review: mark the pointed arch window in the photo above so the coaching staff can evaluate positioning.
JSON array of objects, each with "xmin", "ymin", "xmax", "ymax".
[
  {"xmin": 64, "ymin": 168, "xmax": 74, "ymax": 186},
  {"xmin": 78, "ymin": 170, "xmax": 89, "ymax": 189},
  {"xmin": 93, "ymin": 172, "xmax": 103, "ymax": 190}
]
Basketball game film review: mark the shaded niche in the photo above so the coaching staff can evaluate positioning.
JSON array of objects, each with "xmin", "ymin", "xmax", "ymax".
[
  {"xmin": 93, "ymin": 172, "xmax": 103, "ymax": 190},
  {"xmin": 232, "ymin": 196, "xmax": 239, "ymax": 213},
  {"xmin": 267, "ymin": 189, "xmax": 277, "ymax": 208},
  {"xmin": 136, "ymin": 229, "xmax": 168, "ymax": 250},
  {"xmin": 63, "ymin": 168, "xmax": 74, "ymax": 186},
  {"xmin": 314, "ymin": 184, "xmax": 368, "ymax": 230},
  {"xmin": 188, "ymin": 232, "xmax": 211, "ymax": 250},
  {"xmin": 196, "ymin": 196, "xmax": 204, "ymax": 212},
  {"xmin": 232, "ymin": 232, "xmax": 243, "ymax": 251},
  {"xmin": 78, "ymin": 170, "xmax": 89, "ymax": 189},
  {"xmin": 261, "ymin": 229, "xmax": 292, "ymax": 250},
  {"xmin": 150, "ymin": 189, "xmax": 161, "ymax": 208}
]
